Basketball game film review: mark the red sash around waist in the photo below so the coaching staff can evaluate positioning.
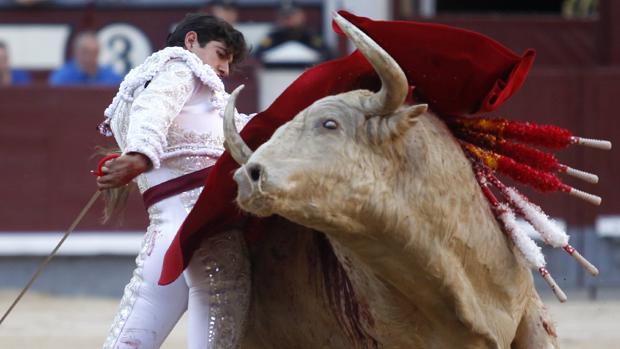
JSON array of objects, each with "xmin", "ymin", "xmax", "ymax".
[{"xmin": 142, "ymin": 166, "xmax": 213, "ymax": 209}]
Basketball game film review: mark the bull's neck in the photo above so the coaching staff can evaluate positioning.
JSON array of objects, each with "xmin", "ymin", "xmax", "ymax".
[{"xmin": 323, "ymin": 113, "xmax": 527, "ymax": 347}]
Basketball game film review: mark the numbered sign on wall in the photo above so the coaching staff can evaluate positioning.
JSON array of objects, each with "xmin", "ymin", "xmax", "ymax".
[{"xmin": 97, "ymin": 23, "xmax": 153, "ymax": 76}]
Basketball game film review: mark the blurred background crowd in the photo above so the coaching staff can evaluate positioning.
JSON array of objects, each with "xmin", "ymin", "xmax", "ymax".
[
  {"xmin": 0, "ymin": 0, "xmax": 619, "ymax": 347},
  {"xmin": 0, "ymin": 0, "xmax": 604, "ymax": 89}
]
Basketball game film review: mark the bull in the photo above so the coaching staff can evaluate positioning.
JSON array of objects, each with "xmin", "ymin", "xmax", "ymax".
[{"xmin": 225, "ymin": 14, "xmax": 558, "ymax": 348}]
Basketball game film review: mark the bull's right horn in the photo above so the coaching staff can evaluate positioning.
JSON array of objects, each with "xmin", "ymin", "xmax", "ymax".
[
  {"xmin": 333, "ymin": 13, "xmax": 408, "ymax": 116},
  {"xmin": 223, "ymin": 85, "xmax": 253, "ymax": 165}
]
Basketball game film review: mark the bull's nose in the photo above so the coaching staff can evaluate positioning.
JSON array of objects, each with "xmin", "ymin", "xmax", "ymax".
[
  {"xmin": 247, "ymin": 163, "xmax": 263, "ymax": 183},
  {"xmin": 233, "ymin": 162, "xmax": 264, "ymax": 201},
  {"xmin": 233, "ymin": 162, "xmax": 274, "ymax": 216}
]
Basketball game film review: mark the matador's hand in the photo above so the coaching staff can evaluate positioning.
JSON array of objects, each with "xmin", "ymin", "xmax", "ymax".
[{"xmin": 96, "ymin": 153, "xmax": 151, "ymax": 189}]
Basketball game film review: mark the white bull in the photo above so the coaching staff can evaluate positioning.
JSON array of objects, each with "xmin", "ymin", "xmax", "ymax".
[{"xmin": 226, "ymin": 14, "xmax": 559, "ymax": 349}]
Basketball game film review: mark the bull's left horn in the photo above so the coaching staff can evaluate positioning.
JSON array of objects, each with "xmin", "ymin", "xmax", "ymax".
[
  {"xmin": 334, "ymin": 13, "xmax": 408, "ymax": 116},
  {"xmin": 223, "ymin": 85, "xmax": 253, "ymax": 165}
]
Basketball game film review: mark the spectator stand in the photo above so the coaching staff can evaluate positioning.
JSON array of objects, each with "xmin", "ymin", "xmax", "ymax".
[{"xmin": 0, "ymin": 0, "xmax": 324, "ymax": 111}]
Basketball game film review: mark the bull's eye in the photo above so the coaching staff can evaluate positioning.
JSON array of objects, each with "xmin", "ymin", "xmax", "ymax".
[{"xmin": 322, "ymin": 119, "xmax": 339, "ymax": 130}]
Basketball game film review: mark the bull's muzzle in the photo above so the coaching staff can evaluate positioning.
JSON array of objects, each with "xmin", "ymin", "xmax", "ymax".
[
  {"xmin": 234, "ymin": 163, "xmax": 273, "ymax": 216},
  {"xmin": 235, "ymin": 163, "xmax": 263, "ymax": 193}
]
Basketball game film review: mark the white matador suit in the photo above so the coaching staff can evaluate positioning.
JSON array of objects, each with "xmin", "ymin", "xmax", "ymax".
[{"xmin": 99, "ymin": 47, "xmax": 252, "ymax": 349}]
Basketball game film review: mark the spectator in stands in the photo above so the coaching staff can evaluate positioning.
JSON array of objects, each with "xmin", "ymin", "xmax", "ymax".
[
  {"xmin": 49, "ymin": 31, "xmax": 122, "ymax": 86},
  {"xmin": 210, "ymin": 0, "xmax": 239, "ymax": 24},
  {"xmin": 254, "ymin": 3, "xmax": 332, "ymax": 66},
  {"xmin": 0, "ymin": 41, "xmax": 32, "ymax": 86}
]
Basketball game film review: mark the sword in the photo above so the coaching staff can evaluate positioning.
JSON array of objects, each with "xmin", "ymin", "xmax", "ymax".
[{"xmin": 0, "ymin": 154, "xmax": 119, "ymax": 326}]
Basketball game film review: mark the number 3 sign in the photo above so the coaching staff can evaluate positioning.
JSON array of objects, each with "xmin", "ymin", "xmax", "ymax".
[{"xmin": 98, "ymin": 23, "xmax": 153, "ymax": 76}]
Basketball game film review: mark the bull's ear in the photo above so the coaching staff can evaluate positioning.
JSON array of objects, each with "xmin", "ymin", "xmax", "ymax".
[
  {"xmin": 386, "ymin": 103, "xmax": 427, "ymax": 140},
  {"xmin": 366, "ymin": 104, "xmax": 427, "ymax": 144}
]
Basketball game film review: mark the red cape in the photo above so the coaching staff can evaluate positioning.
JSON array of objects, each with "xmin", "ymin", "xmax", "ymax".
[{"xmin": 159, "ymin": 11, "xmax": 535, "ymax": 285}]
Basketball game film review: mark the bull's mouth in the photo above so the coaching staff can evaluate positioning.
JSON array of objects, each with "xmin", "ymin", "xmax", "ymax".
[{"xmin": 233, "ymin": 165, "xmax": 276, "ymax": 217}]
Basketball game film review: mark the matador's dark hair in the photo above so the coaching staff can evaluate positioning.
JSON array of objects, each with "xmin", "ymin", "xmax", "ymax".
[{"xmin": 166, "ymin": 12, "xmax": 248, "ymax": 67}]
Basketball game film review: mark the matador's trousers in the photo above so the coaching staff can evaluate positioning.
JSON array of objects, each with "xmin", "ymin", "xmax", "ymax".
[{"xmin": 103, "ymin": 186, "xmax": 251, "ymax": 349}]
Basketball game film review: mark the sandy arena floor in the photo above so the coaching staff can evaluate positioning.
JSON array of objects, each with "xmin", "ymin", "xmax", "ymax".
[{"xmin": 0, "ymin": 291, "xmax": 618, "ymax": 348}]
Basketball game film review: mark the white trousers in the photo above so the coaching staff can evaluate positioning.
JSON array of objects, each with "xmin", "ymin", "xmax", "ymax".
[{"xmin": 103, "ymin": 193, "xmax": 251, "ymax": 349}]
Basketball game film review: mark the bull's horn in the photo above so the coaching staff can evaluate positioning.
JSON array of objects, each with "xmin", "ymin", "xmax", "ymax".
[
  {"xmin": 223, "ymin": 85, "xmax": 253, "ymax": 165},
  {"xmin": 334, "ymin": 13, "xmax": 408, "ymax": 116}
]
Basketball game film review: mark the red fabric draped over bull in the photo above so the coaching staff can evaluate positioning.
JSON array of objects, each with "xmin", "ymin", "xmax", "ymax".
[{"xmin": 159, "ymin": 11, "xmax": 535, "ymax": 285}]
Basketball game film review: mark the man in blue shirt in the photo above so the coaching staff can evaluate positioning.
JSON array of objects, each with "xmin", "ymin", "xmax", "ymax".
[
  {"xmin": 0, "ymin": 41, "xmax": 32, "ymax": 86},
  {"xmin": 49, "ymin": 31, "xmax": 122, "ymax": 86}
]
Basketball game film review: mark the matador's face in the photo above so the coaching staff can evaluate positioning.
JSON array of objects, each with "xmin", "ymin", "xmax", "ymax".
[{"xmin": 189, "ymin": 38, "xmax": 233, "ymax": 78}]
